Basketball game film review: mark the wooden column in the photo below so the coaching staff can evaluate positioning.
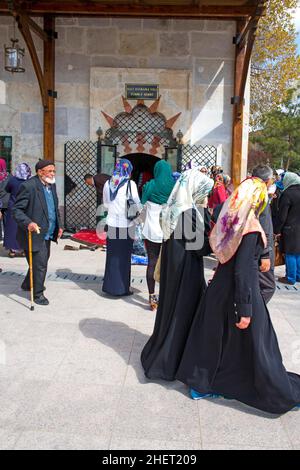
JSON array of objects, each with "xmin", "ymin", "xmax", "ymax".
[
  {"xmin": 43, "ymin": 15, "xmax": 55, "ymax": 162},
  {"xmin": 15, "ymin": 9, "xmax": 56, "ymax": 162},
  {"xmin": 231, "ymin": 20, "xmax": 247, "ymax": 188}
]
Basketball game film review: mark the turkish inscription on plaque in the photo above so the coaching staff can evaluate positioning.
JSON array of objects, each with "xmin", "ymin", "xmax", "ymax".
[{"xmin": 125, "ymin": 84, "xmax": 159, "ymax": 100}]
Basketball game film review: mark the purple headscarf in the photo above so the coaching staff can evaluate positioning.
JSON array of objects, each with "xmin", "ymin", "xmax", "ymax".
[
  {"xmin": 15, "ymin": 162, "xmax": 32, "ymax": 180},
  {"xmin": 0, "ymin": 158, "xmax": 8, "ymax": 182}
]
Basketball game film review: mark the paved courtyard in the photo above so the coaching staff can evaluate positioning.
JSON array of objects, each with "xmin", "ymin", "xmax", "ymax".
[{"xmin": 0, "ymin": 239, "xmax": 299, "ymax": 450}]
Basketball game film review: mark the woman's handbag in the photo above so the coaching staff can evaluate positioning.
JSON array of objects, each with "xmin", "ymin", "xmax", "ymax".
[
  {"xmin": 126, "ymin": 181, "xmax": 140, "ymax": 221},
  {"xmin": 274, "ymin": 238, "xmax": 285, "ymax": 267}
]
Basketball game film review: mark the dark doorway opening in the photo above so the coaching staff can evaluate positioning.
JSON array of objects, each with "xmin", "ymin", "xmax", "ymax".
[{"xmin": 125, "ymin": 153, "xmax": 160, "ymax": 196}]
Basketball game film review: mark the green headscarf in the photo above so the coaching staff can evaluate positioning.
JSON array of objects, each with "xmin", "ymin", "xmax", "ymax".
[
  {"xmin": 283, "ymin": 171, "xmax": 300, "ymax": 191},
  {"xmin": 142, "ymin": 160, "xmax": 175, "ymax": 205}
]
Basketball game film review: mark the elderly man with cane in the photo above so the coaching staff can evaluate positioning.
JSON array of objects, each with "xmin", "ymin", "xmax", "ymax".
[{"xmin": 13, "ymin": 160, "xmax": 63, "ymax": 306}]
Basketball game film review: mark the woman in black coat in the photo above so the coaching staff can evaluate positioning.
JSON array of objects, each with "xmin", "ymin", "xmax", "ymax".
[
  {"xmin": 275, "ymin": 171, "xmax": 300, "ymax": 285},
  {"xmin": 4, "ymin": 163, "xmax": 32, "ymax": 256},
  {"xmin": 141, "ymin": 169, "xmax": 214, "ymax": 381},
  {"xmin": 0, "ymin": 158, "xmax": 9, "ymax": 241},
  {"xmin": 176, "ymin": 177, "xmax": 300, "ymax": 414}
]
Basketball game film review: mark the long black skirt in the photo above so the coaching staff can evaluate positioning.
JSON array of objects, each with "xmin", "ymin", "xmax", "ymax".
[
  {"xmin": 176, "ymin": 233, "xmax": 300, "ymax": 414},
  {"xmin": 102, "ymin": 226, "xmax": 133, "ymax": 296},
  {"xmin": 141, "ymin": 234, "xmax": 207, "ymax": 381}
]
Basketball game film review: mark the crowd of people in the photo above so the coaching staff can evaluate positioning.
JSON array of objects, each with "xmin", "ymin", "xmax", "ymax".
[{"xmin": 1, "ymin": 154, "xmax": 300, "ymax": 414}]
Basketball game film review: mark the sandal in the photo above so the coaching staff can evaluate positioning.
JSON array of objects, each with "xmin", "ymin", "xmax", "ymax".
[
  {"xmin": 8, "ymin": 250, "xmax": 16, "ymax": 258},
  {"xmin": 149, "ymin": 294, "xmax": 159, "ymax": 311}
]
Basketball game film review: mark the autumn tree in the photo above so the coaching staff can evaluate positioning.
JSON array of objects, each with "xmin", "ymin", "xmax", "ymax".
[{"xmin": 251, "ymin": 0, "xmax": 300, "ymax": 127}]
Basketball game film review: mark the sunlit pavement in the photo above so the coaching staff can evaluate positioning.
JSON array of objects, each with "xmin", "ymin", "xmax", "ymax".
[{"xmin": 0, "ymin": 240, "xmax": 299, "ymax": 450}]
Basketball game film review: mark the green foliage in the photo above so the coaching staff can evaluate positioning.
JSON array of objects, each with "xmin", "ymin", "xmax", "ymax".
[{"xmin": 250, "ymin": 87, "xmax": 300, "ymax": 171}]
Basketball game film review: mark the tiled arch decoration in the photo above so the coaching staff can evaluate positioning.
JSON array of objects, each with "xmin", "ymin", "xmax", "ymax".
[{"xmin": 102, "ymin": 96, "xmax": 181, "ymax": 157}]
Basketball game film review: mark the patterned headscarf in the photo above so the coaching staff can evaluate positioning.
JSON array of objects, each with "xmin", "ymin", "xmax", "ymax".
[
  {"xmin": 0, "ymin": 158, "xmax": 8, "ymax": 182},
  {"xmin": 15, "ymin": 162, "xmax": 32, "ymax": 180},
  {"xmin": 282, "ymin": 171, "xmax": 300, "ymax": 191},
  {"xmin": 210, "ymin": 177, "xmax": 268, "ymax": 264},
  {"xmin": 162, "ymin": 168, "xmax": 214, "ymax": 240},
  {"xmin": 109, "ymin": 158, "xmax": 133, "ymax": 201}
]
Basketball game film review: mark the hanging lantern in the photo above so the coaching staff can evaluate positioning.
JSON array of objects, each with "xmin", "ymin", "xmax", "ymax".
[{"xmin": 4, "ymin": 38, "xmax": 25, "ymax": 73}]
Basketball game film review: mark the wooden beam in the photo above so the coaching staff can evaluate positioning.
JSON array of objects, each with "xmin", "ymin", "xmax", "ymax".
[
  {"xmin": 13, "ymin": 5, "xmax": 56, "ymax": 162},
  {"xmin": 43, "ymin": 15, "xmax": 55, "ymax": 162},
  {"xmin": 231, "ymin": 20, "xmax": 247, "ymax": 188},
  {"xmin": 3, "ymin": 0, "xmax": 48, "ymax": 40},
  {"xmin": 16, "ymin": 13, "xmax": 48, "ymax": 108},
  {"xmin": 0, "ymin": 2, "xmax": 256, "ymax": 18},
  {"xmin": 231, "ymin": 2, "xmax": 265, "ymax": 186},
  {"xmin": 234, "ymin": 3, "xmax": 266, "ymax": 49},
  {"xmin": 24, "ymin": 13, "xmax": 48, "ymax": 41},
  {"xmin": 238, "ymin": 27, "xmax": 257, "ymax": 103}
]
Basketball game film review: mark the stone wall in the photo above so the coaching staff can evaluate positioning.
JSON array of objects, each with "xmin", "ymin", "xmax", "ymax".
[{"xmin": 0, "ymin": 16, "xmax": 249, "ymax": 203}]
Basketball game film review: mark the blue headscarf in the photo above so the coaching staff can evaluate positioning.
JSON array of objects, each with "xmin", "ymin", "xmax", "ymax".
[
  {"xmin": 172, "ymin": 171, "xmax": 181, "ymax": 182},
  {"xmin": 15, "ymin": 162, "xmax": 31, "ymax": 180},
  {"xmin": 109, "ymin": 158, "xmax": 133, "ymax": 201},
  {"xmin": 275, "ymin": 173, "xmax": 285, "ymax": 192}
]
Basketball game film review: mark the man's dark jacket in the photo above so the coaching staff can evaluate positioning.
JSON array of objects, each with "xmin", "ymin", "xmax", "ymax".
[
  {"xmin": 12, "ymin": 175, "xmax": 62, "ymax": 252},
  {"xmin": 93, "ymin": 173, "xmax": 110, "ymax": 203},
  {"xmin": 275, "ymin": 184, "xmax": 300, "ymax": 254}
]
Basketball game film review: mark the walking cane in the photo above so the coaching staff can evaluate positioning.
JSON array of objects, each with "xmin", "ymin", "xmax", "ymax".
[
  {"xmin": 28, "ymin": 226, "xmax": 40, "ymax": 311},
  {"xmin": 28, "ymin": 230, "xmax": 34, "ymax": 311}
]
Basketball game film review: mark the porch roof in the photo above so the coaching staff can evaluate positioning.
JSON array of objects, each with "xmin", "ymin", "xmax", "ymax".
[{"xmin": 0, "ymin": 1, "xmax": 265, "ymax": 20}]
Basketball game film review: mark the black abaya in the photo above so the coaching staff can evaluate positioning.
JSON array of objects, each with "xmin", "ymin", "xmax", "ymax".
[
  {"xmin": 141, "ymin": 208, "xmax": 211, "ymax": 380},
  {"xmin": 176, "ymin": 232, "xmax": 300, "ymax": 414},
  {"xmin": 102, "ymin": 226, "xmax": 133, "ymax": 296}
]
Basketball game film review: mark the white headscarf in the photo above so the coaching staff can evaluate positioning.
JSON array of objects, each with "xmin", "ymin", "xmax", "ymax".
[{"xmin": 162, "ymin": 169, "xmax": 214, "ymax": 240}]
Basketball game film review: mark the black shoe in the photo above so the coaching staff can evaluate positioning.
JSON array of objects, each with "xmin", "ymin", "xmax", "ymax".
[
  {"xmin": 34, "ymin": 295, "xmax": 49, "ymax": 306},
  {"xmin": 278, "ymin": 276, "xmax": 295, "ymax": 286}
]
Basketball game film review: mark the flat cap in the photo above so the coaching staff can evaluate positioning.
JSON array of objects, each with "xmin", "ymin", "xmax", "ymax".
[{"xmin": 35, "ymin": 159, "xmax": 55, "ymax": 172}]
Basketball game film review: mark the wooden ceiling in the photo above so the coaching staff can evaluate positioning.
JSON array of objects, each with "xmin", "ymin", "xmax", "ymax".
[{"xmin": 0, "ymin": 1, "xmax": 265, "ymax": 20}]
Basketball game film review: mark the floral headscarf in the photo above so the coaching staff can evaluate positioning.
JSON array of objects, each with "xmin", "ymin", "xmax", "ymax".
[
  {"xmin": 15, "ymin": 162, "xmax": 32, "ymax": 180},
  {"xmin": 109, "ymin": 158, "xmax": 133, "ymax": 201},
  {"xmin": 162, "ymin": 168, "xmax": 214, "ymax": 240},
  {"xmin": 209, "ymin": 177, "xmax": 268, "ymax": 264},
  {"xmin": 0, "ymin": 158, "xmax": 8, "ymax": 182}
]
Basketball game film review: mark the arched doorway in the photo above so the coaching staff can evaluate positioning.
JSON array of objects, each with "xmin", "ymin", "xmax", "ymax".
[{"xmin": 125, "ymin": 152, "xmax": 160, "ymax": 196}]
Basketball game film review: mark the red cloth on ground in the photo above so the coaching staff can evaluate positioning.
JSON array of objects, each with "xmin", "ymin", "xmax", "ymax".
[{"xmin": 71, "ymin": 229, "xmax": 106, "ymax": 246}]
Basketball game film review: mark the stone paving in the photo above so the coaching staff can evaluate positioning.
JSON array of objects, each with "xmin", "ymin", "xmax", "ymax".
[{"xmin": 0, "ymin": 240, "xmax": 299, "ymax": 450}]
